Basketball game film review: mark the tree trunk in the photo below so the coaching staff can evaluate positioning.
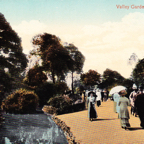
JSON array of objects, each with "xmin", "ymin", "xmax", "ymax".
[
  {"xmin": 52, "ymin": 71, "xmax": 55, "ymax": 84},
  {"xmin": 71, "ymin": 71, "xmax": 74, "ymax": 95}
]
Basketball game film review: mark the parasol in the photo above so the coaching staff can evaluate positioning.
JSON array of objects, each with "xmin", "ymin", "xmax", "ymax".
[{"xmin": 109, "ymin": 85, "xmax": 126, "ymax": 95}]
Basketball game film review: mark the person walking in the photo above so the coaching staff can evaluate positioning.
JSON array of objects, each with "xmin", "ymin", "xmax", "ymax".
[
  {"xmin": 129, "ymin": 84, "xmax": 138, "ymax": 116},
  {"xmin": 101, "ymin": 90, "xmax": 104, "ymax": 102},
  {"xmin": 87, "ymin": 92, "xmax": 98, "ymax": 121},
  {"xmin": 113, "ymin": 92, "xmax": 120, "ymax": 114},
  {"xmin": 135, "ymin": 93, "xmax": 144, "ymax": 129},
  {"xmin": 118, "ymin": 90, "xmax": 130, "ymax": 130},
  {"xmin": 96, "ymin": 89, "xmax": 101, "ymax": 107}
]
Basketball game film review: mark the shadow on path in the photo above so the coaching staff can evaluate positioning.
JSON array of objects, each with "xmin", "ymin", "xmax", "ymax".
[
  {"xmin": 127, "ymin": 127, "xmax": 144, "ymax": 131},
  {"xmin": 92, "ymin": 118, "xmax": 116, "ymax": 121}
]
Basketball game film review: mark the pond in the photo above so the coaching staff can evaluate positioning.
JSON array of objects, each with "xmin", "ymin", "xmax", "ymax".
[{"xmin": 0, "ymin": 113, "xmax": 68, "ymax": 144}]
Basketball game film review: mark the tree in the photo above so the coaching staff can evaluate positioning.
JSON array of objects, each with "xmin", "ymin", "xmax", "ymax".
[
  {"xmin": 31, "ymin": 33, "xmax": 73, "ymax": 84},
  {"xmin": 132, "ymin": 58, "xmax": 144, "ymax": 87},
  {"xmin": 23, "ymin": 65, "xmax": 47, "ymax": 87},
  {"xmin": 99, "ymin": 68, "xmax": 125, "ymax": 90},
  {"xmin": 0, "ymin": 13, "xmax": 28, "ymax": 92},
  {"xmin": 81, "ymin": 69, "xmax": 101, "ymax": 87},
  {"xmin": 64, "ymin": 43, "xmax": 85, "ymax": 94}
]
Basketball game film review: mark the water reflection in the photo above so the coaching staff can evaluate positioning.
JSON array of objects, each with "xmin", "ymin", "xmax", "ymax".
[{"xmin": 0, "ymin": 113, "xmax": 68, "ymax": 144}]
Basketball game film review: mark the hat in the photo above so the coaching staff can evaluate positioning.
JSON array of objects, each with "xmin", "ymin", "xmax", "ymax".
[
  {"xmin": 88, "ymin": 91, "xmax": 96, "ymax": 97},
  {"xmin": 132, "ymin": 84, "xmax": 137, "ymax": 89}
]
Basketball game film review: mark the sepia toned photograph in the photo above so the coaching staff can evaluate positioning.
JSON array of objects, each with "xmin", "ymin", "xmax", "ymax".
[{"xmin": 0, "ymin": 0, "xmax": 144, "ymax": 143}]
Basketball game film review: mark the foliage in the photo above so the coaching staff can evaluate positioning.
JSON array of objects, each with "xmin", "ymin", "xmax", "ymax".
[
  {"xmin": 54, "ymin": 82, "xmax": 69, "ymax": 95},
  {"xmin": 81, "ymin": 69, "xmax": 101, "ymax": 86},
  {"xmin": 23, "ymin": 65, "xmax": 47, "ymax": 87},
  {"xmin": 34, "ymin": 82, "xmax": 55, "ymax": 107},
  {"xmin": 31, "ymin": 33, "xmax": 73, "ymax": 83},
  {"xmin": 47, "ymin": 95, "xmax": 73, "ymax": 114},
  {"xmin": 0, "ymin": 68, "xmax": 12, "ymax": 92},
  {"xmin": 0, "ymin": 13, "xmax": 28, "ymax": 92},
  {"xmin": 65, "ymin": 43, "xmax": 85, "ymax": 94},
  {"xmin": 65, "ymin": 43, "xmax": 85, "ymax": 73},
  {"xmin": 42, "ymin": 105, "xmax": 57, "ymax": 115},
  {"xmin": 99, "ymin": 68, "xmax": 125, "ymax": 90},
  {"xmin": 1, "ymin": 89, "xmax": 39, "ymax": 114},
  {"xmin": 0, "ymin": 13, "xmax": 28, "ymax": 74},
  {"xmin": 132, "ymin": 58, "xmax": 144, "ymax": 87}
]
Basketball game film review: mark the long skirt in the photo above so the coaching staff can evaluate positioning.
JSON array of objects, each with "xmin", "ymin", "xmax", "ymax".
[
  {"xmin": 120, "ymin": 118, "xmax": 130, "ymax": 127},
  {"xmin": 90, "ymin": 102, "xmax": 97, "ymax": 118},
  {"xmin": 114, "ymin": 101, "xmax": 117, "ymax": 113},
  {"xmin": 97, "ymin": 100, "xmax": 101, "ymax": 107},
  {"xmin": 138, "ymin": 112, "xmax": 144, "ymax": 128}
]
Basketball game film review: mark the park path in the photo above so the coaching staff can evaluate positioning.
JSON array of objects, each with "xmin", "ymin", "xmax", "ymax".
[{"xmin": 57, "ymin": 99, "xmax": 144, "ymax": 144}]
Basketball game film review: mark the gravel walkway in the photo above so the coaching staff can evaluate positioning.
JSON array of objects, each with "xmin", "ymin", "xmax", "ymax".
[{"xmin": 57, "ymin": 99, "xmax": 144, "ymax": 143}]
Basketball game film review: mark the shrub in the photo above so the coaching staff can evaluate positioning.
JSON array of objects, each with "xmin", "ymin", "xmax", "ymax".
[
  {"xmin": 34, "ymin": 82, "xmax": 55, "ymax": 107},
  {"xmin": 23, "ymin": 66, "xmax": 47, "ymax": 87},
  {"xmin": 1, "ymin": 89, "xmax": 39, "ymax": 114},
  {"xmin": 42, "ymin": 105, "xmax": 57, "ymax": 115},
  {"xmin": 47, "ymin": 95, "xmax": 73, "ymax": 114},
  {"xmin": 54, "ymin": 82, "xmax": 69, "ymax": 95}
]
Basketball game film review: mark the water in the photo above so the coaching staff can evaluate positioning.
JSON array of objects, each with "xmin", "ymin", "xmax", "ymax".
[{"xmin": 0, "ymin": 113, "xmax": 68, "ymax": 144}]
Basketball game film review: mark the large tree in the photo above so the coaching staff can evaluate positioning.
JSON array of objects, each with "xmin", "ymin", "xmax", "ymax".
[
  {"xmin": 99, "ymin": 68, "xmax": 125, "ymax": 90},
  {"xmin": 81, "ymin": 69, "xmax": 101, "ymax": 87},
  {"xmin": 0, "ymin": 13, "xmax": 27, "ymax": 92},
  {"xmin": 64, "ymin": 43, "xmax": 85, "ymax": 94},
  {"xmin": 132, "ymin": 58, "xmax": 144, "ymax": 87},
  {"xmin": 31, "ymin": 33, "xmax": 73, "ymax": 84}
]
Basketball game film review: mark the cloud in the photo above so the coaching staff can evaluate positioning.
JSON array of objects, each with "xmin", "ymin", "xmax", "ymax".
[{"xmin": 12, "ymin": 12, "xmax": 144, "ymax": 78}]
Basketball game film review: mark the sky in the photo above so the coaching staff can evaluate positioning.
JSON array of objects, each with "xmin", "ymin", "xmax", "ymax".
[{"xmin": 1, "ymin": 0, "xmax": 144, "ymax": 78}]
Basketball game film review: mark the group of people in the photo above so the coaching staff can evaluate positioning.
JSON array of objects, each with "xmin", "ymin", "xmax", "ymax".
[
  {"xmin": 86, "ymin": 84, "xmax": 144, "ymax": 130},
  {"xmin": 113, "ymin": 84, "xmax": 144, "ymax": 129}
]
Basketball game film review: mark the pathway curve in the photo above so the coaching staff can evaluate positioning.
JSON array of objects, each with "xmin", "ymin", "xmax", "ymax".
[{"xmin": 57, "ymin": 99, "xmax": 144, "ymax": 143}]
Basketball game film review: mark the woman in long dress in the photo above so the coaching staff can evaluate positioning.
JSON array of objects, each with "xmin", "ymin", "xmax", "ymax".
[
  {"xmin": 118, "ymin": 90, "xmax": 130, "ymax": 129},
  {"xmin": 87, "ymin": 92, "xmax": 98, "ymax": 121},
  {"xmin": 113, "ymin": 92, "xmax": 120, "ymax": 114}
]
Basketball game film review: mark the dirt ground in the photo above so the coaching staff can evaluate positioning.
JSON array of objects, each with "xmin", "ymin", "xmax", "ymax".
[{"xmin": 57, "ymin": 99, "xmax": 144, "ymax": 144}]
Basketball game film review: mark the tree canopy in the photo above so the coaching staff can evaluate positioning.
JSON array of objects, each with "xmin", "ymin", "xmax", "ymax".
[
  {"xmin": 23, "ymin": 65, "xmax": 48, "ymax": 87},
  {"xmin": 64, "ymin": 43, "xmax": 85, "ymax": 93},
  {"xmin": 132, "ymin": 58, "xmax": 144, "ymax": 87},
  {"xmin": 0, "ymin": 13, "xmax": 28, "ymax": 91},
  {"xmin": 64, "ymin": 43, "xmax": 85, "ymax": 73},
  {"xmin": 81, "ymin": 69, "xmax": 101, "ymax": 86},
  {"xmin": 99, "ymin": 68, "xmax": 125, "ymax": 90},
  {"xmin": 31, "ymin": 33, "xmax": 73, "ymax": 83}
]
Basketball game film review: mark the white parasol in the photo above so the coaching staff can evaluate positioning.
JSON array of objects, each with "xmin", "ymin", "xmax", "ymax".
[{"xmin": 109, "ymin": 85, "xmax": 126, "ymax": 95}]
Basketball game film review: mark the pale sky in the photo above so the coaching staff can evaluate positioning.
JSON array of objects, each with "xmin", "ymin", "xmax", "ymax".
[{"xmin": 1, "ymin": 0, "xmax": 144, "ymax": 78}]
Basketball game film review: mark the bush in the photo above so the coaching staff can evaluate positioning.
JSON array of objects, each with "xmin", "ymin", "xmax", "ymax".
[
  {"xmin": 47, "ymin": 95, "xmax": 73, "ymax": 114},
  {"xmin": 35, "ymin": 82, "xmax": 69, "ymax": 107},
  {"xmin": 42, "ymin": 105, "xmax": 57, "ymax": 115},
  {"xmin": 23, "ymin": 66, "xmax": 47, "ymax": 87},
  {"xmin": 54, "ymin": 82, "xmax": 69, "ymax": 95},
  {"xmin": 1, "ymin": 89, "xmax": 39, "ymax": 114},
  {"xmin": 34, "ymin": 82, "xmax": 55, "ymax": 107}
]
